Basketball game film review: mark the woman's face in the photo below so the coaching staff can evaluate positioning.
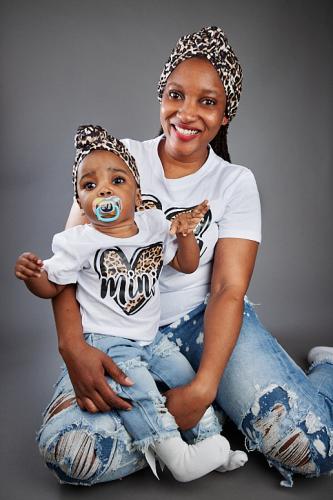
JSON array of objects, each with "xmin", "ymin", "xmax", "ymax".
[{"xmin": 160, "ymin": 57, "xmax": 228, "ymax": 162}]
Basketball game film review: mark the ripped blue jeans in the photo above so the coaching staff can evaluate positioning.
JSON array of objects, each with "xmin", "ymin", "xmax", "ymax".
[
  {"xmin": 36, "ymin": 330, "xmax": 221, "ymax": 485},
  {"xmin": 37, "ymin": 298, "xmax": 333, "ymax": 487}
]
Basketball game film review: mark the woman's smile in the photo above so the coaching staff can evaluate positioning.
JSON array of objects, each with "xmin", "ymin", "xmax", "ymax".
[{"xmin": 172, "ymin": 123, "xmax": 201, "ymax": 141}]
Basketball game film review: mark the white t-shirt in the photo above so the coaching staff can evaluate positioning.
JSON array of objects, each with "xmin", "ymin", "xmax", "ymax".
[
  {"xmin": 43, "ymin": 209, "xmax": 177, "ymax": 343},
  {"xmin": 122, "ymin": 135, "xmax": 262, "ymax": 326}
]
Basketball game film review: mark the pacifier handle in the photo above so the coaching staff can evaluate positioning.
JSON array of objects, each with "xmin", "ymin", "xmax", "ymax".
[{"xmin": 95, "ymin": 203, "xmax": 120, "ymax": 222}]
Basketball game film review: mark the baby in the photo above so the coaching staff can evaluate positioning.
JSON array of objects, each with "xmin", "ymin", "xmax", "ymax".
[{"xmin": 15, "ymin": 125, "xmax": 247, "ymax": 482}]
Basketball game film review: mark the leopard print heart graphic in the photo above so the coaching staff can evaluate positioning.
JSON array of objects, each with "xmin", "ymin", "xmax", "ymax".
[{"xmin": 94, "ymin": 243, "xmax": 164, "ymax": 315}]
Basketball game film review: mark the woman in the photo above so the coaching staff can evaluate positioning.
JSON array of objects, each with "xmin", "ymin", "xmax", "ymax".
[{"xmin": 37, "ymin": 26, "xmax": 333, "ymax": 487}]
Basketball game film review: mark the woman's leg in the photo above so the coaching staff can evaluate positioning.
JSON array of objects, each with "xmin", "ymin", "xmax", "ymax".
[
  {"xmin": 36, "ymin": 334, "xmax": 147, "ymax": 486},
  {"xmin": 162, "ymin": 299, "xmax": 333, "ymax": 486}
]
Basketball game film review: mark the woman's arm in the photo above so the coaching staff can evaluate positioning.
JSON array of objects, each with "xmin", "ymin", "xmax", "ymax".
[
  {"xmin": 197, "ymin": 238, "xmax": 258, "ymax": 391},
  {"xmin": 52, "ymin": 200, "xmax": 134, "ymax": 413},
  {"xmin": 65, "ymin": 198, "xmax": 88, "ymax": 229},
  {"xmin": 165, "ymin": 237, "xmax": 258, "ymax": 429}
]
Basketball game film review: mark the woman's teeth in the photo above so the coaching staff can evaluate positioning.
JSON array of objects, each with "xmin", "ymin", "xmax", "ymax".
[{"xmin": 174, "ymin": 125, "xmax": 199, "ymax": 135}]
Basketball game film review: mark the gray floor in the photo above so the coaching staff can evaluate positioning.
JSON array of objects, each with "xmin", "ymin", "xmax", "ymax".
[{"xmin": 1, "ymin": 327, "xmax": 332, "ymax": 500}]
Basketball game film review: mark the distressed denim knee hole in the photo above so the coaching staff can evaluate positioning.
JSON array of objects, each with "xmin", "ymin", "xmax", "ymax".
[
  {"xmin": 241, "ymin": 385, "xmax": 333, "ymax": 486},
  {"xmin": 41, "ymin": 424, "xmax": 120, "ymax": 486},
  {"xmin": 53, "ymin": 429, "xmax": 99, "ymax": 482}
]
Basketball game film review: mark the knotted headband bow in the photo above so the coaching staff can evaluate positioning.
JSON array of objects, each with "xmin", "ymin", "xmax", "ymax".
[
  {"xmin": 72, "ymin": 125, "xmax": 140, "ymax": 199},
  {"xmin": 157, "ymin": 26, "xmax": 243, "ymax": 121}
]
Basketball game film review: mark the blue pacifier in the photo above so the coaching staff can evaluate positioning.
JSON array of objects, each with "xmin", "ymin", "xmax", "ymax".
[{"xmin": 93, "ymin": 196, "xmax": 122, "ymax": 222}]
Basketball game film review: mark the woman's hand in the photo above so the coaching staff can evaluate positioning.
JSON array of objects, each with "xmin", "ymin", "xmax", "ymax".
[
  {"xmin": 164, "ymin": 381, "xmax": 215, "ymax": 430},
  {"xmin": 60, "ymin": 340, "xmax": 134, "ymax": 413}
]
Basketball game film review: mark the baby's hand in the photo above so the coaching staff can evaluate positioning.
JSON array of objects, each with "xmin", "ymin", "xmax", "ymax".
[
  {"xmin": 170, "ymin": 200, "xmax": 209, "ymax": 236},
  {"xmin": 15, "ymin": 252, "xmax": 43, "ymax": 281}
]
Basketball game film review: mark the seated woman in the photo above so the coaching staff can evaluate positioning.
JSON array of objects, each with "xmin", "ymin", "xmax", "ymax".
[{"xmin": 37, "ymin": 26, "xmax": 333, "ymax": 488}]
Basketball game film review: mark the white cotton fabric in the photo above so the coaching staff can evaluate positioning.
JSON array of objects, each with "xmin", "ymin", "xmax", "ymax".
[
  {"xmin": 43, "ymin": 209, "xmax": 177, "ymax": 342},
  {"xmin": 122, "ymin": 135, "xmax": 261, "ymax": 326}
]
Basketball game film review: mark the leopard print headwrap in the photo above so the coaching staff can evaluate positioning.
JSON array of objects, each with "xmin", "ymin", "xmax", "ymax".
[
  {"xmin": 157, "ymin": 26, "xmax": 243, "ymax": 121},
  {"xmin": 72, "ymin": 125, "xmax": 140, "ymax": 200}
]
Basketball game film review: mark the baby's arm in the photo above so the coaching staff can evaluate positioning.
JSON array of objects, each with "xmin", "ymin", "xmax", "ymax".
[
  {"xmin": 169, "ymin": 200, "xmax": 209, "ymax": 273},
  {"xmin": 15, "ymin": 252, "xmax": 65, "ymax": 298}
]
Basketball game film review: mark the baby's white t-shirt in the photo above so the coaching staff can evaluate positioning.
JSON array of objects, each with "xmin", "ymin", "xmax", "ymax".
[
  {"xmin": 43, "ymin": 209, "xmax": 177, "ymax": 343},
  {"xmin": 122, "ymin": 135, "xmax": 262, "ymax": 326}
]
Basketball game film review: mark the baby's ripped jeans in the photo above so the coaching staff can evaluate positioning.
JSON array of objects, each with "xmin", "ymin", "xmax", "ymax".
[{"xmin": 36, "ymin": 330, "xmax": 221, "ymax": 486}]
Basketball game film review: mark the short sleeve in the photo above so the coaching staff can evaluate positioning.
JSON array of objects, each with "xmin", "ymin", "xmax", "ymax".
[
  {"xmin": 218, "ymin": 170, "xmax": 261, "ymax": 243},
  {"xmin": 43, "ymin": 231, "xmax": 82, "ymax": 284}
]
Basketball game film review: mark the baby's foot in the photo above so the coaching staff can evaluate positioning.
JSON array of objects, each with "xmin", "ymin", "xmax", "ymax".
[
  {"xmin": 215, "ymin": 450, "xmax": 248, "ymax": 472},
  {"xmin": 151, "ymin": 434, "xmax": 231, "ymax": 482}
]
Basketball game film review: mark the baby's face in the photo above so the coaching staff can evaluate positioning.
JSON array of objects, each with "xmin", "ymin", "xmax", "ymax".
[{"xmin": 77, "ymin": 150, "xmax": 141, "ymax": 227}]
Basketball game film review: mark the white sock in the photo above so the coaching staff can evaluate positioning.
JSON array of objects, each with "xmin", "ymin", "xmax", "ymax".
[
  {"xmin": 152, "ymin": 434, "xmax": 231, "ymax": 482},
  {"xmin": 215, "ymin": 449, "xmax": 248, "ymax": 472},
  {"xmin": 308, "ymin": 346, "xmax": 333, "ymax": 365}
]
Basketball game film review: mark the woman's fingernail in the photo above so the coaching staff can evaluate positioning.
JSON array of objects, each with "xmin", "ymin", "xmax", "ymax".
[{"xmin": 124, "ymin": 376, "xmax": 134, "ymax": 384}]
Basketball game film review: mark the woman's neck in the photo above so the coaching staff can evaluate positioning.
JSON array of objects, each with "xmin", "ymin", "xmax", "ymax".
[{"xmin": 158, "ymin": 138, "xmax": 209, "ymax": 179}]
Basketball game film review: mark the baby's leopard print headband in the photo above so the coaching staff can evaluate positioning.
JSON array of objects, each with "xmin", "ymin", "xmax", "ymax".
[
  {"xmin": 72, "ymin": 125, "xmax": 140, "ymax": 200},
  {"xmin": 157, "ymin": 26, "xmax": 243, "ymax": 121}
]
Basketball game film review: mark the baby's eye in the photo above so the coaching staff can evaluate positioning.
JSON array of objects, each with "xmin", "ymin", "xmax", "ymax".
[
  {"xmin": 201, "ymin": 98, "xmax": 216, "ymax": 106},
  {"xmin": 113, "ymin": 176, "xmax": 125, "ymax": 184},
  {"xmin": 168, "ymin": 90, "xmax": 183, "ymax": 100},
  {"xmin": 84, "ymin": 182, "xmax": 96, "ymax": 190}
]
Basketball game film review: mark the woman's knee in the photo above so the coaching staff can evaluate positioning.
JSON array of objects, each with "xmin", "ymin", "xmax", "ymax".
[
  {"xmin": 37, "ymin": 395, "xmax": 121, "ymax": 485},
  {"xmin": 241, "ymin": 385, "xmax": 333, "ymax": 484},
  {"xmin": 45, "ymin": 428, "xmax": 99, "ymax": 484}
]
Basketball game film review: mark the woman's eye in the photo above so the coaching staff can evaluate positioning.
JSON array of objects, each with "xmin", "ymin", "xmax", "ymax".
[
  {"xmin": 84, "ymin": 182, "xmax": 96, "ymax": 190},
  {"xmin": 169, "ymin": 90, "xmax": 182, "ymax": 100},
  {"xmin": 113, "ymin": 177, "xmax": 125, "ymax": 184},
  {"xmin": 202, "ymin": 98, "xmax": 216, "ymax": 106}
]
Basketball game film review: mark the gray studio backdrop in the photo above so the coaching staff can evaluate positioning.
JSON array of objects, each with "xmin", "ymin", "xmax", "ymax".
[
  {"xmin": 3, "ymin": 0, "xmax": 332, "ymax": 342},
  {"xmin": 1, "ymin": 0, "xmax": 332, "ymax": 497}
]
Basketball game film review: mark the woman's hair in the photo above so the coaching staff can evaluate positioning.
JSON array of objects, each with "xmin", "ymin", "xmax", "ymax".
[
  {"xmin": 157, "ymin": 125, "xmax": 231, "ymax": 163},
  {"xmin": 209, "ymin": 124, "xmax": 231, "ymax": 162}
]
